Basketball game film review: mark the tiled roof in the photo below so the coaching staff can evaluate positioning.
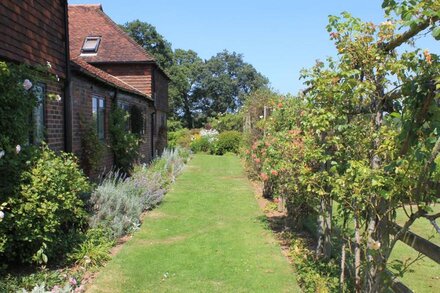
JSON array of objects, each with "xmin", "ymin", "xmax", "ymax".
[
  {"xmin": 68, "ymin": 4, "xmax": 155, "ymax": 63},
  {"xmin": 71, "ymin": 57, "xmax": 152, "ymax": 101}
]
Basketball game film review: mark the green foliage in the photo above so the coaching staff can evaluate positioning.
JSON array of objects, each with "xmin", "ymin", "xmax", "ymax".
[
  {"xmin": 289, "ymin": 237, "xmax": 339, "ymax": 293},
  {"xmin": 67, "ymin": 227, "xmax": 114, "ymax": 268},
  {"xmin": 169, "ymin": 49, "xmax": 204, "ymax": 127},
  {"xmin": 89, "ymin": 172, "xmax": 143, "ymax": 239},
  {"xmin": 243, "ymin": 2, "xmax": 440, "ymax": 290},
  {"xmin": 1, "ymin": 146, "xmax": 90, "ymax": 264},
  {"xmin": 121, "ymin": 20, "xmax": 173, "ymax": 71},
  {"xmin": 199, "ymin": 50, "xmax": 269, "ymax": 117},
  {"xmin": 89, "ymin": 148, "xmax": 187, "ymax": 239},
  {"xmin": 169, "ymin": 49, "xmax": 269, "ymax": 128},
  {"xmin": 168, "ymin": 128, "xmax": 191, "ymax": 148},
  {"xmin": 0, "ymin": 62, "xmax": 36, "ymax": 152},
  {"xmin": 0, "ymin": 269, "xmax": 78, "ymax": 293},
  {"xmin": 0, "ymin": 61, "xmax": 53, "ymax": 202},
  {"xmin": 109, "ymin": 107, "xmax": 141, "ymax": 173},
  {"xmin": 190, "ymin": 136, "xmax": 211, "ymax": 153},
  {"xmin": 208, "ymin": 112, "xmax": 243, "ymax": 132},
  {"xmin": 213, "ymin": 131, "xmax": 242, "ymax": 155},
  {"xmin": 80, "ymin": 119, "xmax": 104, "ymax": 176}
]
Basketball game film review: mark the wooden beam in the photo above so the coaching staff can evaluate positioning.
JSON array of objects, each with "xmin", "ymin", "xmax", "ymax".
[{"xmin": 389, "ymin": 222, "xmax": 440, "ymax": 264}]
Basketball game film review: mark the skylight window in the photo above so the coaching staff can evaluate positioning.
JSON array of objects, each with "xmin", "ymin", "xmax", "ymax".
[{"xmin": 81, "ymin": 36, "xmax": 101, "ymax": 53}]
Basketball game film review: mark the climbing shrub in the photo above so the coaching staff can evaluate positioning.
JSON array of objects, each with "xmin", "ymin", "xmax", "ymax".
[
  {"xmin": 110, "ymin": 107, "xmax": 141, "ymax": 173},
  {"xmin": 80, "ymin": 119, "xmax": 104, "ymax": 176}
]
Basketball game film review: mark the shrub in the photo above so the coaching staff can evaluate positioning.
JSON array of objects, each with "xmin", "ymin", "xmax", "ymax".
[
  {"xmin": 89, "ymin": 172, "xmax": 143, "ymax": 239},
  {"xmin": 80, "ymin": 119, "xmax": 104, "ymax": 177},
  {"xmin": 168, "ymin": 128, "xmax": 191, "ymax": 148},
  {"xmin": 213, "ymin": 131, "xmax": 242, "ymax": 155},
  {"xmin": 289, "ymin": 237, "xmax": 339, "ymax": 292},
  {"xmin": 88, "ymin": 148, "xmax": 189, "ymax": 239},
  {"xmin": 131, "ymin": 166, "xmax": 166, "ymax": 209},
  {"xmin": 110, "ymin": 107, "xmax": 140, "ymax": 173},
  {"xmin": 1, "ymin": 146, "xmax": 90, "ymax": 264},
  {"xmin": 190, "ymin": 136, "xmax": 211, "ymax": 153},
  {"xmin": 208, "ymin": 112, "xmax": 243, "ymax": 132}
]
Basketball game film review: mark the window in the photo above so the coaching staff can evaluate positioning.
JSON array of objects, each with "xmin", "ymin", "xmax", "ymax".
[
  {"xmin": 92, "ymin": 96, "xmax": 105, "ymax": 140},
  {"xmin": 81, "ymin": 36, "xmax": 101, "ymax": 54},
  {"xmin": 32, "ymin": 83, "xmax": 46, "ymax": 144}
]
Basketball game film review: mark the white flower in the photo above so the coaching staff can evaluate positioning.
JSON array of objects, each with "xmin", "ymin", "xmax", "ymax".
[
  {"xmin": 0, "ymin": 150, "xmax": 4, "ymax": 159},
  {"xmin": 380, "ymin": 20, "xmax": 393, "ymax": 27},
  {"xmin": 0, "ymin": 211, "xmax": 4, "ymax": 219},
  {"xmin": 55, "ymin": 94, "xmax": 62, "ymax": 102},
  {"xmin": 56, "ymin": 75, "xmax": 60, "ymax": 82},
  {"xmin": 368, "ymin": 239, "xmax": 381, "ymax": 250},
  {"xmin": 259, "ymin": 115, "xmax": 264, "ymax": 119},
  {"xmin": 16, "ymin": 145, "xmax": 21, "ymax": 154},
  {"xmin": 23, "ymin": 79, "xmax": 33, "ymax": 91},
  {"xmin": 46, "ymin": 61, "xmax": 52, "ymax": 69}
]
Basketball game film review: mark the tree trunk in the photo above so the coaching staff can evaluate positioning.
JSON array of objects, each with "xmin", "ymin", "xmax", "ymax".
[
  {"xmin": 339, "ymin": 241, "xmax": 347, "ymax": 293},
  {"xmin": 354, "ymin": 213, "xmax": 362, "ymax": 293},
  {"xmin": 182, "ymin": 94, "xmax": 193, "ymax": 128},
  {"xmin": 364, "ymin": 105, "xmax": 390, "ymax": 293},
  {"xmin": 316, "ymin": 196, "xmax": 332, "ymax": 259}
]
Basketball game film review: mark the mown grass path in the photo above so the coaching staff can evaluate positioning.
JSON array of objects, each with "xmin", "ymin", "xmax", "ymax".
[{"xmin": 88, "ymin": 154, "xmax": 299, "ymax": 293}]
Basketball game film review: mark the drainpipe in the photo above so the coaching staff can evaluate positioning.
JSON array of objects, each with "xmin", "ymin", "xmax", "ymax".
[
  {"xmin": 113, "ymin": 88, "xmax": 119, "ymax": 164},
  {"xmin": 63, "ymin": 0, "xmax": 73, "ymax": 152},
  {"xmin": 150, "ymin": 68, "xmax": 157, "ymax": 159}
]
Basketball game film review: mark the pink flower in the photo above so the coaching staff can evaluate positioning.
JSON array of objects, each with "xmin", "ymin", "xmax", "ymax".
[
  {"xmin": 23, "ymin": 79, "xmax": 32, "ymax": 91},
  {"xmin": 271, "ymin": 170, "xmax": 278, "ymax": 176},
  {"xmin": 255, "ymin": 158, "xmax": 261, "ymax": 164},
  {"xmin": 260, "ymin": 173, "xmax": 269, "ymax": 181},
  {"xmin": 69, "ymin": 277, "xmax": 77, "ymax": 286}
]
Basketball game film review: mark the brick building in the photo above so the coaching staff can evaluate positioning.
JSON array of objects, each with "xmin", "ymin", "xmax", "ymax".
[
  {"xmin": 0, "ymin": 1, "xmax": 169, "ymax": 176},
  {"xmin": 68, "ymin": 4, "xmax": 169, "ymax": 166}
]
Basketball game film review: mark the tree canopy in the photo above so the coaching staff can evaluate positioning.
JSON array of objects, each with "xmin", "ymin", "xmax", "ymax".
[
  {"xmin": 121, "ymin": 20, "xmax": 174, "ymax": 71},
  {"xmin": 121, "ymin": 21, "xmax": 269, "ymax": 128}
]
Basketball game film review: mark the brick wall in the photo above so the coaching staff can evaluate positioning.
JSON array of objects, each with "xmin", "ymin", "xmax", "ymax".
[
  {"xmin": 71, "ymin": 73, "xmax": 114, "ymax": 177},
  {"xmin": 154, "ymin": 69, "xmax": 169, "ymax": 113},
  {"xmin": 94, "ymin": 63, "xmax": 153, "ymax": 96},
  {"xmin": 0, "ymin": 0, "xmax": 67, "ymax": 78},
  {"xmin": 46, "ymin": 80, "xmax": 65, "ymax": 151},
  {"xmin": 71, "ymin": 72, "xmax": 155, "ymax": 177}
]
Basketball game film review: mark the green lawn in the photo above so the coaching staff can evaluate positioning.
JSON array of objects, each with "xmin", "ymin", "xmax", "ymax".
[{"xmin": 87, "ymin": 154, "xmax": 299, "ymax": 293}]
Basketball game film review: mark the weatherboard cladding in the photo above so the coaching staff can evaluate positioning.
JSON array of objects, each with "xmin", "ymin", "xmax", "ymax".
[
  {"xmin": 71, "ymin": 57, "xmax": 152, "ymax": 100},
  {"xmin": 0, "ymin": 0, "xmax": 67, "ymax": 78}
]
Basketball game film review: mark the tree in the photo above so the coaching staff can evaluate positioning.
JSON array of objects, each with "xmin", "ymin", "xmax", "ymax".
[
  {"xmin": 197, "ymin": 50, "xmax": 269, "ymax": 118},
  {"xmin": 168, "ymin": 49, "xmax": 204, "ymax": 128},
  {"xmin": 121, "ymin": 20, "xmax": 174, "ymax": 71}
]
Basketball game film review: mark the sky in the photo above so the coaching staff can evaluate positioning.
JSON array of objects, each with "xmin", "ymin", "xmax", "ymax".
[{"xmin": 68, "ymin": 0, "xmax": 438, "ymax": 95}]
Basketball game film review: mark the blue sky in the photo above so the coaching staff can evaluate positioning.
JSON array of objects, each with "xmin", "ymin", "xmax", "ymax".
[{"xmin": 68, "ymin": 0, "xmax": 438, "ymax": 94}]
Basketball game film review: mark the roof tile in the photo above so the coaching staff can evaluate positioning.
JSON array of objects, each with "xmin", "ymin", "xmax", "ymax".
[{"xmin": 68, "ymin": 4, "xmax": 155, "ymax": 63}]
